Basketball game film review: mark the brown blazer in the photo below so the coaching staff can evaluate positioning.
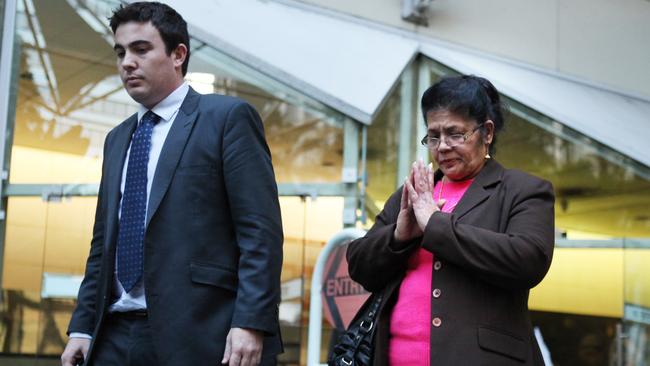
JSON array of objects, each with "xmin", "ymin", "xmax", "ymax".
[{"xmin": 347, "ymin": 159, "xmax": 555, "ymax": 365}]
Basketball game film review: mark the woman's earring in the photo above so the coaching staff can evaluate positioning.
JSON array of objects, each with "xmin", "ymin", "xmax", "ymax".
[{"xmin": 485, "ymin": 145, "xmax": 491, "ymax": 159}]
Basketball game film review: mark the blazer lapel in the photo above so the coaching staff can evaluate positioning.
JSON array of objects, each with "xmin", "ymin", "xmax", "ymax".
[
  {"xmin": 145, "ymin": 88, "xmax": 201, "ymax": 227},
  {"xmin": 104, "ymin": 114, "xmax": 138, "ymax": 251},
  {"xmin": 447, "ymin": 159, "xmax": 503, "ymax": 221}
]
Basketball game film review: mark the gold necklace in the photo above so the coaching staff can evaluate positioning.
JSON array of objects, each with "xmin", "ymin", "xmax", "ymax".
[{"xmin": 438, "ymin": 177, "xmax": 461, "ymax": 212}]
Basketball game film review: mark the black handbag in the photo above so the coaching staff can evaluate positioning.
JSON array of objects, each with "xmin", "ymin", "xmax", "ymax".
[{"xmin": 328, "ymin": 292, "xmax": 384, "ymax": 366}]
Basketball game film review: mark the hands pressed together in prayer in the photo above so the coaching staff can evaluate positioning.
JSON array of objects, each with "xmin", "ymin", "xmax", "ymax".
[{"xmin": 394, "ymin": 160, "xmax": 446, "ymax": 242}]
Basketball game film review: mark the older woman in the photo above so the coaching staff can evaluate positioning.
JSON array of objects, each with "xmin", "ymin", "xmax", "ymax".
[{"xmin": 346, "ymin": 75, "xmax": 555, "ymax": 365}]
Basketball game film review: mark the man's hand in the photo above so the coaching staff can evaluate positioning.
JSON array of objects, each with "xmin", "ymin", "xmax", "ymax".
[
  {"xmin": 221, "ymin": 327, "xmax": 263, "ymax": 366},
  {"xmin": 61, "ymin": 337, "xmax": 90, "ymax": 366}
]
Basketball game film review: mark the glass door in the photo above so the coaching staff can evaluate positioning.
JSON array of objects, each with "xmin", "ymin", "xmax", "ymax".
[{"xmin": 622, "ymin": 238, "xmax": 650, "ymax": 365}]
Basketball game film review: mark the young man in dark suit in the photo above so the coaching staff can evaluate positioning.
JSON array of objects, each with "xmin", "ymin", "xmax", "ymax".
[{"xmin": 60, "ymin": 3, "xmax": 283, "ymax": 365}]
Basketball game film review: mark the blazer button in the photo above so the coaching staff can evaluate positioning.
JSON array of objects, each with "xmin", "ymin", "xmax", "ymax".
[
  {"xmin": 432, "ymin": 317, "xmax": 442, "ymax": 327},
  {"xmin": 433, "ymin": 261, "xmax": 442, "ymax": 271},
  {"xmin": 432, "ymin": 288, "xmax": 441, "ymax": 298}
]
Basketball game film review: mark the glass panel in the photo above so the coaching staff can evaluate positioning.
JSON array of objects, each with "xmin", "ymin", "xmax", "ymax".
[
  {"xmin": 498, "ymin": 111, "xmax": 650, "ymax": 238},
  {"xmin": 10, "ymin": 0, "xmax": 345, "ymax": 184},
  {"xmin": 530, "ymin": 311, "xmax": 619, "ymax": 365},
  {"xmin": 530, "ymin": 239, "xmax": 650, "ymax": 364},
  {"xmin": 529, "ymin": 243, "xmax": 625, "ymax": 364},
  {"xmin": 365, "ymin": 81, "xmax": 401, "ymax": 208},
  {"xmin": 1, "ymin": 196, "xmax": 95, "ymax": 356},
  {"xmin": 188, "ymin": 45, "xmax": 345, "ymax": 183},
  {"xmin": 528, "ymin": 240, "xmax": 624, "ymax": 366},
  {"xmin": 11, "ymin": 0, "xmax": 133, "ymax": 184},
  {"xmin": 623, "ymin": 239, "xmax": 650, "ymax": 364},
  {"xmin": 0, "ymin": 0, "xmax": 5, "ymax": 44},
  {"xmin": 0, "ymin": 195, "xmax": 343, "ymax": 361},
  {"xmin": 279, "ymin": 196, "xmax": 343, "ymax": 365}
]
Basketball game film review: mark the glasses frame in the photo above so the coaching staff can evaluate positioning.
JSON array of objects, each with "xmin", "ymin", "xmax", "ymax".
[{"xmin": 420, "ymin": 123, "xmax": 485, "ymax": 149}]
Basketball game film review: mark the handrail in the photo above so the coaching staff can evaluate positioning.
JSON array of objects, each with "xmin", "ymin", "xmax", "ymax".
[{"xmin": 306, "ymin": 228, "xmax": 366, "ymax": 366}]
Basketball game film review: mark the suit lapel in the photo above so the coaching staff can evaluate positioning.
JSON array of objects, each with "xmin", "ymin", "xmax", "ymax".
[
  {"xmin": 447, "ymin": 159, "xmax": 503, "ymax": 220},
  {"xmin": 146, "ymin": 88, "xmax": 201, "ymax": 227},
  {"xmin": 104, "ymin": 114, "xmax": 138, "ymax": 252}
]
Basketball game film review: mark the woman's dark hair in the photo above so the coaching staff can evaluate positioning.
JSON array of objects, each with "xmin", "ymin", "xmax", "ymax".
[
  {"xmin": 109, "ymin": 2, "xmax": 190, "ymax": 76},
  {"xmin": 421, "ymin": 75, "xmax": 506, "ymax": 155}
]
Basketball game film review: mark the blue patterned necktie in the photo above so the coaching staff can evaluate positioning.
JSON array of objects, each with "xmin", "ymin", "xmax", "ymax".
[{"xmin": 117, "ymin": 110, "xmax": 161, "ymax": 293}]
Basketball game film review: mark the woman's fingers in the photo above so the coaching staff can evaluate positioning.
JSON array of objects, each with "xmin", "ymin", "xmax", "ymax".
[
  {"xmin": 404, "ymin": 177, "xmax": 419, "ymax": 204},
  {"xmin": 413, "ymin": 160, "xmax": 429, "ymax": 193},
  {"xmin": 400, "ymin": 179, "xmax": 409, "ymax": 210},
  {"xmin": 412, "ymin": 161, "xmax": 421, "ymax": 191}
]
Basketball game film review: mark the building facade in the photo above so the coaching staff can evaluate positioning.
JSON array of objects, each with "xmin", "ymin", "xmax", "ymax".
[{"xmin": 0, "ymin": 0, "xmax": 648, "ymax": 365}]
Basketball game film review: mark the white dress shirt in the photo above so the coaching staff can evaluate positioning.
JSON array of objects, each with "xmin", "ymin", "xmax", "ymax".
[{"xmin": 70, "ymin": 82, "xmax": 189, "ymax": 339}]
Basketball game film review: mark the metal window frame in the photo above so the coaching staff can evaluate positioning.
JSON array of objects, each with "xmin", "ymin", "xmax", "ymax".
[
  {"xmin": 0, "ymin": 0, "xmax": 16, "ymax": 295},
  {"xmin": 0, "ymin": 0, "xmax": 16, "ymax": 216},
  {"xmin": 3, "ymin": 182, "xmax": 350, "ymax": 198}
]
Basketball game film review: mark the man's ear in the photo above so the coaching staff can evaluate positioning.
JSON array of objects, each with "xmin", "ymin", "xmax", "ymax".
[{"xmin": 172, "ymin": 43, "xmax": 188, "ymax": 69}]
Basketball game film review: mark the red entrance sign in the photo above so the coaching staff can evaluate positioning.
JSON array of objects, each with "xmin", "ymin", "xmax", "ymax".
[{"xmin": 321, "ymin": 242, "xmax": 370, "ymax": 330}]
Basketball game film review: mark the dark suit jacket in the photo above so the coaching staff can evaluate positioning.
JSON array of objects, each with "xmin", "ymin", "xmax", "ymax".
[
  {"xmin": 68, "ymin": 88, "xmax": 284, "ymax": 365},
  {"xmin": 347, "ymin": 159, "xmax": 555, "ymax": 365}
]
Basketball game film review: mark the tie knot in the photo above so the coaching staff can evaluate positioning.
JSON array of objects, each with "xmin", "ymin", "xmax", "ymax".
[{"xmin": 142, "ymin": 111, "xmax": 161, "ymax": 126}]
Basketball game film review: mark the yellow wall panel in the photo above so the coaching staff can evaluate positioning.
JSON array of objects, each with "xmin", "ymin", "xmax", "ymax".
[
  {"xmin": 9, "ymin": 146, "xmax": 102, "ymax": 183},
  {"xmin": 530, "ymin": 248, "xmax": 624, "ymax": 317}
]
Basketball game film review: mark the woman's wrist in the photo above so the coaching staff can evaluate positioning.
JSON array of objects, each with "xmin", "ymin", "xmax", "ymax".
[{"xmin": 392, "ymin": 228, "xmax": 413, "ymax": 250}]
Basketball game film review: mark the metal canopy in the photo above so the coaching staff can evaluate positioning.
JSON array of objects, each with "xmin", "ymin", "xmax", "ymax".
[
  {"xmin": 165, "ymin": 0, "xmax": 419, "ymax": 124},
  {"xmin": 161, "ymin": 0, "xmax": 649, "ymax": 168},
  {"xmin": 420, "ymin": 43, "xmax": 650, "ymax": 169}
]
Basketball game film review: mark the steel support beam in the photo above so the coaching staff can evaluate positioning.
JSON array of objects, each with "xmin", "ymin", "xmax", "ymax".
[
  {"xmin": 397, "ymin": 63, "xmax": 416, "ymax": 186},
  {"xmin": 0, "ymin": 0, "xmax": 16, "ymax": 219},
  {"xmin": 341, "ymin": 118, "xmax": 360, "ymax": 226},
  {"xmin": 416, "ymin": 57, "xmax": 431, "ymax": 163}
]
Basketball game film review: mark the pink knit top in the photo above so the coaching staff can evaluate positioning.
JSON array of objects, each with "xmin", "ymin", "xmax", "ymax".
[{"xmin": 388, "ymin": 178, "xmax": 473, "ymax": 366}]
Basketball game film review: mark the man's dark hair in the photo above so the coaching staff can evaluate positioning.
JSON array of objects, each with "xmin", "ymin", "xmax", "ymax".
[{"xmin": 109, "ymin": 2, "xmax": 190, "ymax": 76}]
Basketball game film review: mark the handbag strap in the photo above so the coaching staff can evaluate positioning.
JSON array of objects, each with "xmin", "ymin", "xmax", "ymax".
[
  {"xmin": 331, "ymin": 292, "xmax": 385, "ymax": 366},
  {"xmin": 357, "ymin": 293, "xmax": 383, "ymax": 336},
  {"xmin": 345, "ymin": 293, "xmax": 383, "ymax": 364}
]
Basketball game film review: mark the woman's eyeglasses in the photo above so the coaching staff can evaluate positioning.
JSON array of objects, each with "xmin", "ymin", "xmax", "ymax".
[{"xmin": 420, "ymin": 124, "xmax": 484, "ymax": 149}]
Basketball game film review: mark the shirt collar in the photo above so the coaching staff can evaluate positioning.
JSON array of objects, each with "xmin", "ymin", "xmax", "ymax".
[{"xmin": 137, "ymin": 82, "xmax": 190, "ymax": 122}]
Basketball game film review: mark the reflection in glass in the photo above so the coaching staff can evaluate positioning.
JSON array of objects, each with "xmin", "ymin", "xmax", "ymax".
[
  {"xmin": 11, "ymin": 0, "xmax": 134, "ymax": 183},
  {"xmin": 623, "ymin": 239, "xmax": 650, "ymax": 363},
  {"xmin": 0, "ymin": 0, "xmax": 5, "ymax": 45},
  {"xmin": 531, "ymin": 311, "xmax": 618, "ymax": 366},
  {"xmin": 496, "ymin": 112, "xmax": 650, "ymax": 238},
  {"xmin": 0, "ymin": 197, "xmax": 95, "ymax": 356},
  {"xmin": 0, "ymin": 195, "xmax": 344, "ymax": 361},
  {"xmin": 624, "ymin": 322, "xmax": 650, "ymax": 365},
  {"xmin": 365, "ymin": 82, "xmax": 401, "ymax": 208},
  {"xmin": 189, "ymin": 46, "xmax": 345, "ymax": 183},
  {"xmin": 11, "ymin": 0, "xmax": 345, "ymax": 184},
  {"xmin": 279, "ymin": 197, "xmax": 343, "ymax": 365}
]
